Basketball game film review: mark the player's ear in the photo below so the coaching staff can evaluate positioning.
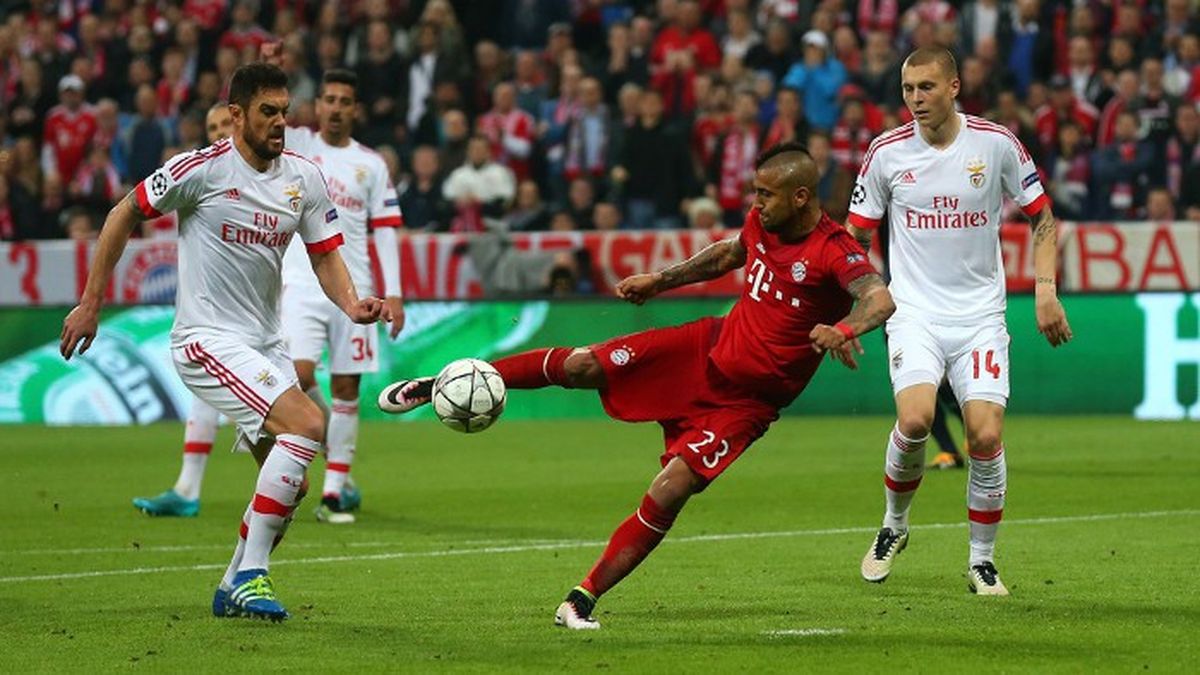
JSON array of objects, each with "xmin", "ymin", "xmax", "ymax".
[{"xmin": 793, "ymin": 186, "xmax": 811, "ymax": 209}]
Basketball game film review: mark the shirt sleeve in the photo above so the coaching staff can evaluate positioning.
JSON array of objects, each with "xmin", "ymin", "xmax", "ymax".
[
  {"xmin": 826, "ymin": 229, "xmax": 877, "ymax": 289},
  {"xmin": 133, "ymin": 149, "xmax": 209, "ymax": 218},
  {"xmin": 367, "ymin": 155, "xmax": 403, "ymax": 229},
  {"xmin": 297, "ymin": 162, "xmax": 343, "ymax": 253},
  {"xmin": 999, "ymin": 133, "xmax": 1050, "ymax": 216},
  {"xmin": 845, "ymin": 143, "xmax": 890, "ymax": 230}
]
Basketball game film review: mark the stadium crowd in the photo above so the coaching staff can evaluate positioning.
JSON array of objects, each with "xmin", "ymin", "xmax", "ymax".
[{"xmin": 0, "ymin": 0, "xmax": 1198, "ymax": 243}]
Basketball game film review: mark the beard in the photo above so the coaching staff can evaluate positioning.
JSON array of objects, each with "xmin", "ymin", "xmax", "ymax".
[{"xmin": 245, "ymin": 126, "xmax": 284, "ymax": 161}]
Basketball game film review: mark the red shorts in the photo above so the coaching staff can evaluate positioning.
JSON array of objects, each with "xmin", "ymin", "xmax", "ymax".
[{"xmin": 591, "ymin": 317, "xmax": 780, "ymax": 485}]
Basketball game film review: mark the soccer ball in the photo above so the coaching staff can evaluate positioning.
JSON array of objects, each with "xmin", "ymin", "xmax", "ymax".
[{"xmin": 432, "ymin": 358, "xmax": 507, "ymax": 433}]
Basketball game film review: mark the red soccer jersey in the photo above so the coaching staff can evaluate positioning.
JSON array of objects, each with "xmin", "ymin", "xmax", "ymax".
[
  {"xmin": 43, "ymin": 105, "xmax": 98, "ymax": 182},
  {"xmin": 709, "ymin": 209, "xmax": 876, "ymax": 405}
]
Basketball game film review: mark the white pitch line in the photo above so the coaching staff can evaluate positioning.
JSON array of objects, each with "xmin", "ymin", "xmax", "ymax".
[
  {"xmin": 1, "ymin": 508, "xmax": 1196, "ymax": 584},
  {"xmin": 6, "ymin": 538, "xmax": 560, "ymax": 557},
  {"xmin": 763, "ymin": 628, "xmax": 847, "ymax": 637}
]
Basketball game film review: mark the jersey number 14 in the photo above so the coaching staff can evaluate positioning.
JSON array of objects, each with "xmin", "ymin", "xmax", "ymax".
[{"xmin": 972, "ymin": 349, "xmax": 1001, "ymax": 379}]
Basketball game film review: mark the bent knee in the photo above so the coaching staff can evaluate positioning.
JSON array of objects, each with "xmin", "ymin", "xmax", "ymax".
[
  {"xmin": 967, "ymin": 430, "xmax": 1003, "ymax": 457},
  {"xmin": 896, "ymin": 413, "xmax": 933, "ymax": 439}
]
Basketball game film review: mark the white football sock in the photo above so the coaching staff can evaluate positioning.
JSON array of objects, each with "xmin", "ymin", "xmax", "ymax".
[
  {"xmin": 322, "ymin": 398, "xmax": 359, "ymax": 499},
  {"xmin": 173, "ymin": 397, "xmax": 219, "ymax": 501},
  {"xmin": 967, "ymin": 445, "xmax": 1007, "ymax": 566},
  {"xmin": 882, "ymin": 424, "xmax": 927, "ymax": 532},
  {"xmin": 238, "ymin": 434, "xmax": 319, "ymax": 573}
]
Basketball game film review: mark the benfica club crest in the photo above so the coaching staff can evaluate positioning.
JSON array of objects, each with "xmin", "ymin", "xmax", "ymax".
[{"xmin": 966, "ymin": 158, "xmax": 986, "ymax": 188}]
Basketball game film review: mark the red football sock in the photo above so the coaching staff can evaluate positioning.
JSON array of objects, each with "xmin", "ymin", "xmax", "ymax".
[
  {"xmin": 580, "ymin": 494, "xmax": 678, "ymax": 597},
  {"xmin": 492, "ymin": 347, "xmax": 571, "ymax": 388}
]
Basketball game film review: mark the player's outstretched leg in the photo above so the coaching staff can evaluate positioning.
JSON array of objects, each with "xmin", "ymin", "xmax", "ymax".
[
  {"xmin": 378, "ymin": 347, "xmax": 602, "ymax": 414},
  {"xmin": 133, "ymin": 396, "xmax": 219, "ymax": 516},
  {"xmin": 862, "ymin": 423, "xmax": 927, "ymax": 582},
  {"xmin": 555, "ymin": 458, "xmax": 697, "ymax": 630}
]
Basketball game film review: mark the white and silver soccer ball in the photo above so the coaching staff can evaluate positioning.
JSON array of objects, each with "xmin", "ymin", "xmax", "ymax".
[{"xmin": 432, "ymin": 358, "xmax": 507, "ymax": 433}]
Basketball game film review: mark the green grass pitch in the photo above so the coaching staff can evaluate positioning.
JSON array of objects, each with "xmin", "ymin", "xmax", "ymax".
[{"xmin": 1, "ymin": 416, "xmax": 1197, "ymax": 672}]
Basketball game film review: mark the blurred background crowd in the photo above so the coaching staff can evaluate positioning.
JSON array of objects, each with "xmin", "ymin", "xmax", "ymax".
[{"xmin": 1, "ymin": 0, "xmax": 1198, "ymax": 243}]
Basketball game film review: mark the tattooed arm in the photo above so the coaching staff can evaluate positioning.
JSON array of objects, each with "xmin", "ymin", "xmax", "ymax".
[
  {"xmin": 615, "ymin": 237, "xmax": 748, "ymax": 305},
  {"xmin": 809, "ymin": 272, "xmax": 895, "ymax": 370},
  {"xmin": 1030, "ymin": 205, "xmax": 1073, "ymax": 347},
  {"xmin": 846, "ymin": 223, "xmax": 874, "ymax": 256}
]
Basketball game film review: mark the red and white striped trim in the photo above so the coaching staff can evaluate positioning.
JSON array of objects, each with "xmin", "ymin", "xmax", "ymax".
[
  {"xmin": 884, "ymin": 475, "xmax": 923, "ymax": 493},
  {"xmin": 636, "ymin": 508, "xmax": 669, "ymax": 534},
  {"xmin": 1019, "ymin": 193, "xmax": 1050, "ymax": 217},
  {"xmin": 134, "ymin": 181, "xmax": 162, "ymax": 218},
  {"xmin": 964, "ymin": 116, "xmax": 1031, "ymax": 163},
  {"xmin": 169, "ymin": 141, "xmax": 232, "ymax": 180},
  {"xmin": 252, "ymin": 492, "xmax": 291, "ymax": 517},
  {"xmin": 184, "ymin": 342, "xmax": 270, "ymax": 417},
  {"xmin": 183, "ymin": 442, "xmax": 213, "ymax": 455},
  {"xmin": 968, "ymin": 508, "xmax": 1004, "ymax": 524},
  {"xmin": 368, "ymin": 215, "xmax": 404, "ymax": 228},
  {"xmin": 859, "ymin": 122, "xmax": 916, "ymax": 176},
  {"xmin": 891, "ymin": 429, "xmax": 926, "ymax": 453},
  {"xmin": 846, "ymin": 211, "xmax": 882, "ymax": 230},
  {"xmin": 326, "ymin": 462, "xmax": 351, "ymax": 473},
  {"xmin": 331, "ymin": 402, "xmax": 359, "ymax": 415},
  {"xmin": 968, "ymin": 445, "xmax": 1005, "ymax": 462},
  {"xmin": 277, "ymin": 438, "xmax": 318, "ymax": 464},
  {"xmin": 305, "ymin": 233, "xmax": 343, "ymax": 254}
]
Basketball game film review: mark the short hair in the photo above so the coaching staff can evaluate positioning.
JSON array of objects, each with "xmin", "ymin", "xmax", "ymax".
[
  {"xmin": 754, "ymin": 141, "xmax": 812, "ymax": 170},
  {"xmin": 903, "ymin": 47, "xmax": 958, "ymax": 78},
  {"xmin": 321, "ymin": 68, "xmax": 358, "ymax": 96},
  {"xmin": 228, "ymin": 62, "xmax": 288, "ymax": 111}
]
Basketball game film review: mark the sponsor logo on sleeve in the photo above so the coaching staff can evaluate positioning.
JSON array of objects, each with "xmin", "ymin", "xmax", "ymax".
[
  {"xmin": 325, "ymin": 208, "xmax": 338, "ymax": 223},
  {"xmin": 1022, "ymin": 171, "xmax": 1040, "ymax": 189},
  {"xmin": 383, "ymin": 198, "xmax": 400, "ymax": 207},
  {"xmin": 151, "ymin": 171, "xmax": 168, "ymax": 197},
  {"xmin": 846, "ymin": 253, "xmax": 866, "ymax": 264},
  {"xmin": 851, "ymin": 183, "xmax": 866, "ymax": 205}
]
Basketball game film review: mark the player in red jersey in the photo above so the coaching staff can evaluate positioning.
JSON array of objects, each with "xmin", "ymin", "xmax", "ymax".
[{"xmin": 379, "ymin": 142, "xmax": 895, "ymax": 629}]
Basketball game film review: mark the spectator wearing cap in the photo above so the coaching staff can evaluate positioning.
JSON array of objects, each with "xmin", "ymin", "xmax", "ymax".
[
  {"xmin": 650, "ymin": 0, "xmax": 721, "ymax": 119},
  {"xmin": 807, "ymin": 130, "xmax": 853, "ymax": 224},
  {"xmin": 781, "ymin": 30, "xmax": 846, "ymax": 131},
  {"xmin": 745, "ymin": 20, "xmax": 796, "ymax": 85},
  {"xmin": 612, "ymin": 88, "xmax": 695, "ymax": 230},
  {"xmin": 478, "ymin": 82, "xmax": 536, "ymax": 182},
  {"xmin": 1090, "ymin": 111, "xmax": 1154, "ymax": 219},
  {"xmin": 1034, "ymin": 75, "xmax": 1098, "ymax": 153},
  {"xmin": 706, "ymin": 90, "xmax": 760, "ymax": 228},
  {"xmin": 41, "ymin": 74, "xmax": 97, "ymax": 185}
]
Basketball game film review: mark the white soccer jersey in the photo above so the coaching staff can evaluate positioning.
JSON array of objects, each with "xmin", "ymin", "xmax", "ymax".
[
  {"xmin": 847, "ymin": 114, "xmax": 1049, "ymax": 325},
  {"xmin": 134, "ymin": 138, "xmax": 343, "ymax": 345},
  {"xmin": 281, "ymin": 127, "xmax": 402, "ymax": 296}
]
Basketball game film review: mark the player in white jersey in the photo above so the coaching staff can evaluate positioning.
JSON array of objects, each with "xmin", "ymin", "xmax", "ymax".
[
  {"xmin": 131, "ymin": 103, "xmax": 236, "ymax": 518},
  {"xmin": 279, "ymin": 69, "xmax": 405, "ymax": 524},
  {"xmin": 61, "ymin": 63, "xmax": 391, "ymax": 621},
  {"xmin": 846, "ymin": 48, "xmax": 1073, "ymax": 595}
]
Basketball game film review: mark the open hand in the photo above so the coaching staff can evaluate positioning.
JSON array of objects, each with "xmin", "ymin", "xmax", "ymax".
[
  {"xmin": 1036, "ymin": 295, "xmax": 1073, "ymax": 347},
  {"xmin": 809, "ymin": 324, "xmax": 864, "ymax": 370},
  {"xmin": 60, "ymin": 302, "xmax": 99, "ymax": 360}
]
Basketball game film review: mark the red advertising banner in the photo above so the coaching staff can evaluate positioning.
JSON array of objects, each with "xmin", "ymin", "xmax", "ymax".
[{"xmin": 1, "ymin": 223, "xmax": 1195, "ymax": 306}]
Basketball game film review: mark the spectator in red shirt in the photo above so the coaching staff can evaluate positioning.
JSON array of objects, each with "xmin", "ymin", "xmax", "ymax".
[
  {"xmin": 219, "ymin": 0, "xmax": 274, "ymax": 54},
  {"xmin": 1035, "ymin": 75, "xmax": 1099, "ymax": 152},
  {"xmin": 651, "ymin": 0, "xmax": 721, "ymax": 119},
  {"xmin": 1097, "ymin": 69, "xmax": 1138, "ymax": 148},
  {"xmin": 706, "ymin": 90, "xmax": 760, "ymax": 227},
  {"xmin": 761, "ymin": 86, "xmax": 808, "ymax": 150},
  {"xmin": 156, "ymin": 48, "xmax": 191, "ymax": 119},
  {"xmin": 830, "ymin": 94, "xmax": 874, "ymax": 175},
  {"xmin": 41, "ymin": 74, "xmax": 97, "ymax": 185},
  {"xmin": 478, "ymin": 82, "xmax": 537, "ymax": 182}
]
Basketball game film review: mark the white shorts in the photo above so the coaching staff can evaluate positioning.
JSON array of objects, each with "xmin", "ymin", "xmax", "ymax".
[
  {"xmin": 885, "ymin": 315, "xmax": 1011, "ymax": 408},
  {"xmin": 281, "ymin": 285, "xmax": 379, "ymax": 375},
  {"xmin": 172, "ymin": 334, "xmax": 297, "ymax": 443}
]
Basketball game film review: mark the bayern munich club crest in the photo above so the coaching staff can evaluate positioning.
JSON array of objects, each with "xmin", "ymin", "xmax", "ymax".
[
  {"xmin": 791, "ymin": 260, "xmax": 808, "ymax": 282},
  {"xmin": 121, "ymin": 242, "xmax": 178, "ymax": 304},
  {"xmin": 610, "ymin": 347, "xmax": 633, "ymax": 366}
]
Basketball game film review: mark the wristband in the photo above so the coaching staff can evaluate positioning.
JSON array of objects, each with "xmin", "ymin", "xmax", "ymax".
[{"xmin": 834, "ymin": 322, "xmax": 856, "ymax": 340}]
